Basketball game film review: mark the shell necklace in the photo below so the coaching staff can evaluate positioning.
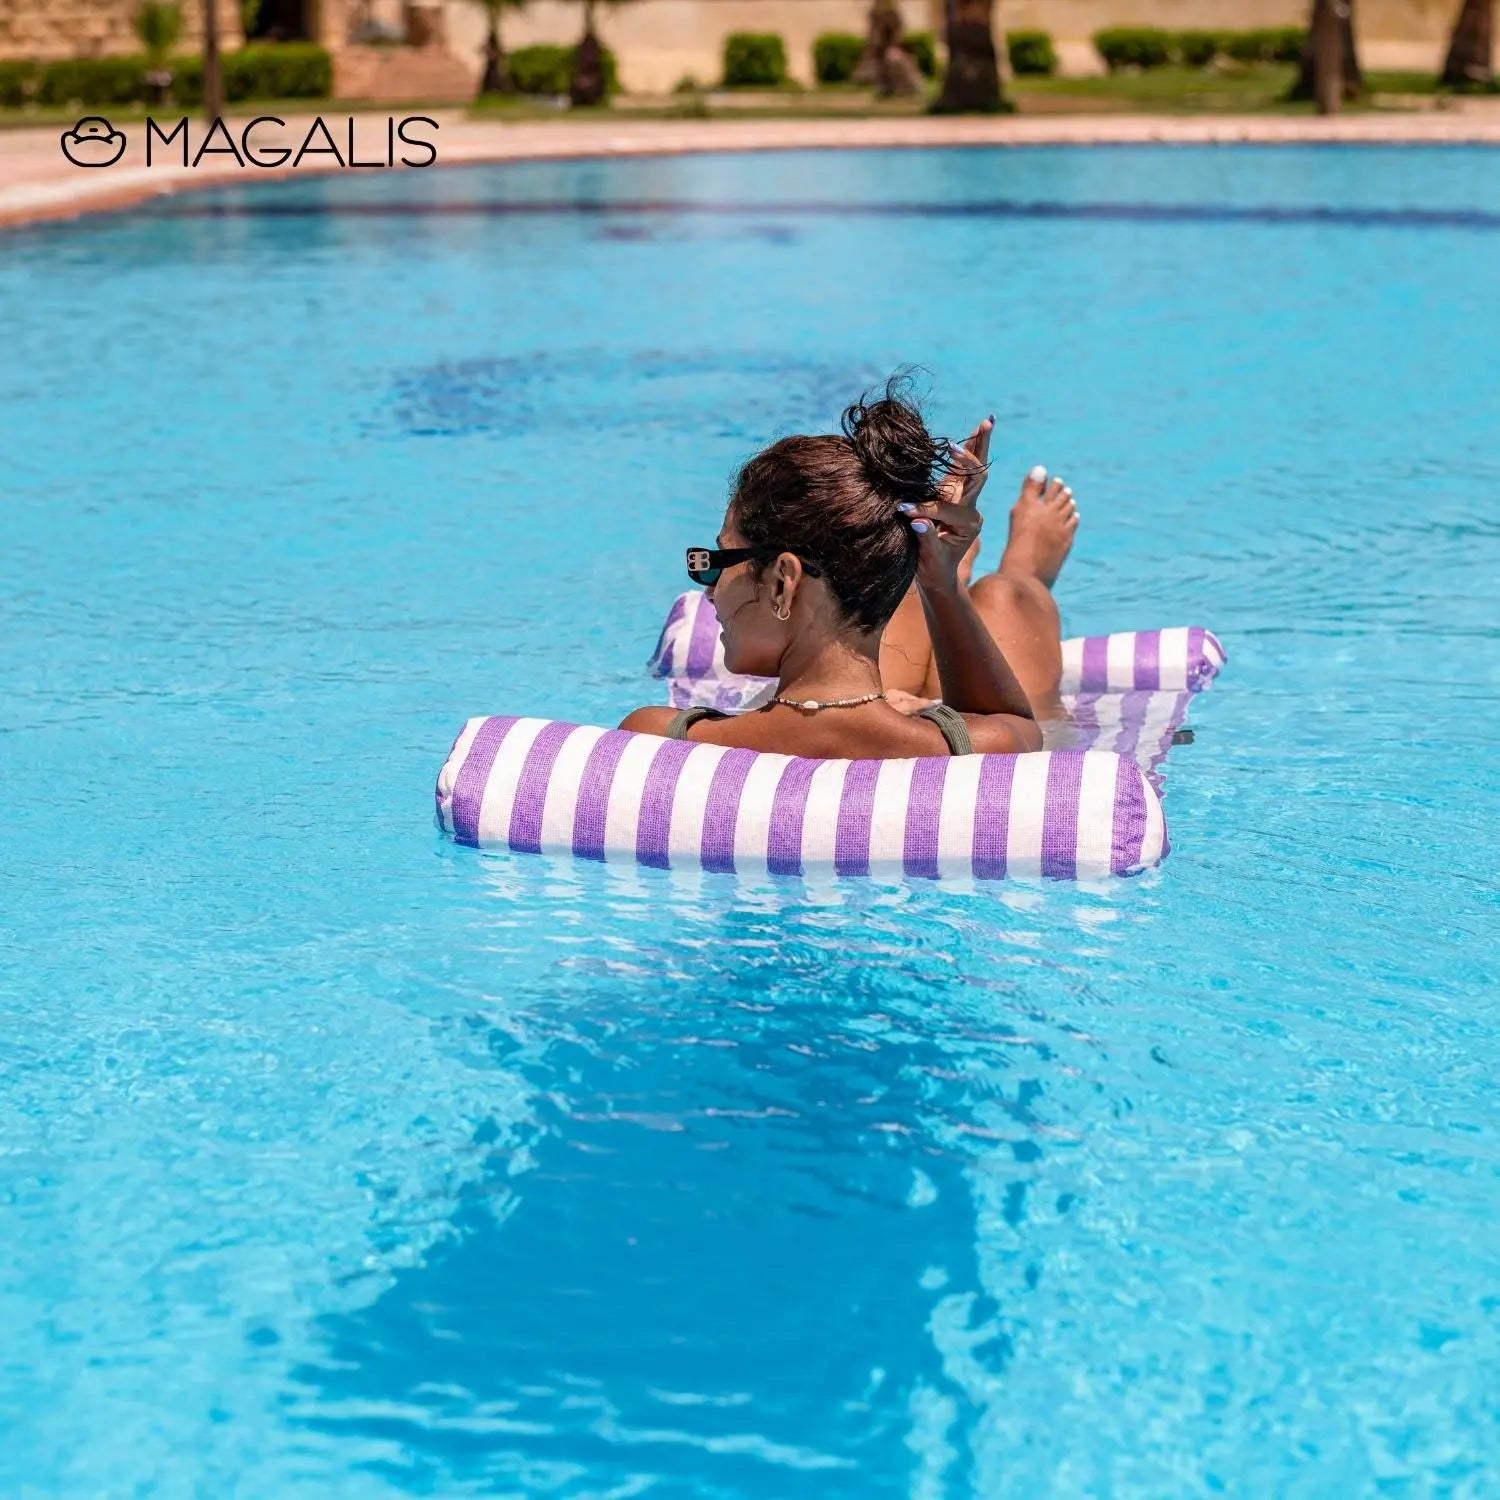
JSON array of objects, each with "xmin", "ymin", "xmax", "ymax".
[{"xmin": 770, "ymin": 690, "xmax": 886, "ymax": 712}]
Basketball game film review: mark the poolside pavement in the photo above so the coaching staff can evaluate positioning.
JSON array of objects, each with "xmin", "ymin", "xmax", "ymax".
[{"xmin": 5, "ymin": 102, "xmax": 1500, "ymax": 232}]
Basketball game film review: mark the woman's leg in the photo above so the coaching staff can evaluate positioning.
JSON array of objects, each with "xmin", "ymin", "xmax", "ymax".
[{"xmin": 925, "ymin": 468, "xmax": 1078, "ymax": 715}]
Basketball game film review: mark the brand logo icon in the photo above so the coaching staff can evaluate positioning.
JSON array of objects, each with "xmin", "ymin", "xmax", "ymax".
[{"xmin": 60, "ymin": 116, "xmax": 127, "ymax": 168}]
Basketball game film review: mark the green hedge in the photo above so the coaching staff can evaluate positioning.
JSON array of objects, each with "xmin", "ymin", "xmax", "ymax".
[
  {"xmin": 723, "ymin": 32, "xmax": 788, "ymax": 87},
  {"xmin": 813, "ymin": 31, "xmax": 863, "ymax": 84},
  {"xmin": 1093, "ymin": 27, "xmax": 1173, "ymax": 71},
  {"xmin": 0, "ymin": 58, "xmax": 39, "ymax": 107},
  {"xmin": 30, "ymin": 43, "xmax": 329, "ymax": 108},
  {"xmin": 1007, "ymin": 30, "xmax": 1056, "ymax": 76},
  {"xmin": 1095, "ymin": 26, "xmax": 1305, "ymax": 70},
  {"xmin": 904, "ymin": 31, "xmax": 936, "ymax": 79},
  {"xmin": 1224, "ymin": 26, "xmax": 1304, "ymax": 63},
  {"xmin": 507, "ymin": 42, "xmax": 618, "ymax": 97}
]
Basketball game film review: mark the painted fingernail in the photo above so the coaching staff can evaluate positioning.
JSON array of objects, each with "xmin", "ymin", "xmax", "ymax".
[
  {"xmin": 1028, "ymin": 464, "xmax": 1047, "ymax": 482},
  {"xmin": 987, "ymin": 414, "xmax": 995, "ymax": 424},
  {"xmin": 947, "ymin": 441, "xmax": 966, "ymax": 455},
  {"xmin": 897, "ymin": 502, "xmax": 916, "ymax": 514},
  {"xmin": 911, "ymin": 520, "xmax": 931, "ymax": 533}
]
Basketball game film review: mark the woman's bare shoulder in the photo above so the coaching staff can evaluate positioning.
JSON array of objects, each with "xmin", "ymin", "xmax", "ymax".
[
  {"xmin": 963, "ymin": 713, "xmax": 1045, "ymax": 755},
  {"xmin": 618, "ymin": 706, "xmax": 676, "ymax": 736}
]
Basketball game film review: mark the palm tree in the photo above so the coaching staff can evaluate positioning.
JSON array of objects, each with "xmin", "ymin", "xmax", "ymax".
[
  {"xmin": 853, "ymin": 0, "xmax": 924, "ymax": 97},
  {"xmin": 931, "ymin": 0, "xmax": 1007, "ymax": 113},
  {"xmin": 570, "ymin": 0, "xmax": 631, "ymax": 106},
  {"xmin": 1291, "ymin": 0, "xmax": 1362, "ymax": 111},
  {"xmin": 472, "ymin": 0, "xmax": 526, "ymax": 96},
  {"xmin": 135, "ymin": 1, "xmax": 182, "ymax": 106},
  {"xmin": 1441, "ymin": 0, "xmax": 1493, "ymax": 89},
  {"xmin": 201, "ymin": 0, "xmax": 222, "ymax": 120}
]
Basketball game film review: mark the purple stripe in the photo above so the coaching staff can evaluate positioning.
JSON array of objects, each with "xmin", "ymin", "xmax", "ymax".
[
  {"xmin": 971, "ymin": 755, "xmax": 1016, "ymax": 879},
  {"xmin": 683, "ymin": 594, "xmax": 721, "ymax": 677},
  {"xmin": 635, "ymin": 738, "xmax": 697, "ymax": 869},
  {"xmin": 1185, "ymin": 626, "xmax": 1209, "ymax": 690},
  {"xmin": 834, "ymin": 761, "xmax": 881, "ymax": 877},
  {"xmin": 1132, "ymin": 630, "xmax": 1161, "ymax": 691},
  {"xmin": 570, "ymin": 729, "xmax": 633, "ymax": 862},
  {"xmin": 450, "ymin": 716, "xmax": 518, "ymax": 847},
  {"xmin": 1040, "ymin": 752, "xmax": 1085, "ymax": 880},
  {"xmin": 1068, "ymin": 691, "xmax": 1104, "ymax": 752},
  {"xmin": 647, "ymin": 593, "xmax": 688, "ymax": 677},
  {"xmin": 765, "ymin": 757, "xmax": 821, "ymax": 876},
  {"xmin": 1079, "ymin": 635, "xmax": 1109, "ymax": 692},
  {"xmin": 700, "ymin": 748, "xmax": 758, "ymax": 873},
  {"xmin": 1114, "ymin": 690, "xmax": 1153, "ymax": 761},
  {"xmin": 1112, "ymin": 755, "xmax": 1149, "ymax": 874},
  {"xmin": 507, "ymin": 720, "xmax": 577, "ymax": 854},
  {"xmin": 435, "ymin": 721, "xmax": 467, "ymax": 833},
  {"xmin": 903, "ymin": 759, "xmax": 949, "ymax": 879}
]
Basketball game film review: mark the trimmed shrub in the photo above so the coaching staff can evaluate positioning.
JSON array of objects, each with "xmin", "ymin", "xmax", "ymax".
[
  {"xmin": 508, "ymin": 43, "xmax": 618, "ymax": 97},
  {"xmin": 723, "ymin": 32, "xmax": 787, "ymax": 87},
  {"xmin": 38, "ymin": 56, "xmax": 148, "ymax": 106},
  {"xmin": 903, "ymin": 31, "xmax": 937, "ymax": 78},
  {"xmin": 1224, "ymin": 27, "xmax": 1304, "ymax": 64},
  {"xmin": 813, "ymin": 31, "xmax": 863, "ymax": 84},
  {"xmin": 1173, "ymin": 30, "xmax": 1225, "ymax": 67},
  {"xmin": 1007, "ymin": 30, "xmax": 1056, "ymax": 76},
  {"xmin": 34, "ymin": 43, "xmax": 330, "ymax": 109},
  {"xmin": 0, "ymin": 59, "xmax": 38, "ymax": 107},
  {"xmin": 1093, "ymin": 27, "xmax": 1172, "ymax": 71}
]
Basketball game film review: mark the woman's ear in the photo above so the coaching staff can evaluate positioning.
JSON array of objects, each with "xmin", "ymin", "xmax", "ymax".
[{"xmin": 770, "ymin": 554, "xmax": 801, "ymax": 621}]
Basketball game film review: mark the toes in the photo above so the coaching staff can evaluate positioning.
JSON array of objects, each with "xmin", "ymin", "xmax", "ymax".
[
  {"xmin": 1043, "ymin": 477, "xmax": 1069, "ymax": 507},
  {"xmin": 1018, "ymin": 464, "xmax": 1047, "ymax": 505}
]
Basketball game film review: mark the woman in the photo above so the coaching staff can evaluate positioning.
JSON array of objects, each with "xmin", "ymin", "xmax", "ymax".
[{"xmin": 620, "ymin": 381, "xmax": 1073, "ymax": 759}]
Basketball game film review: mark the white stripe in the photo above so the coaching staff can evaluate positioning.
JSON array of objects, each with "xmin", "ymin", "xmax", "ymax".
[
  {"xmin": 1003, "ymin": 752, "xmax": 1052, "ymax": 878},
  {"xmin": 866, "ymin": 758, "xmax": 918, "ymax": 876},
  {"xmin": 436, "ymin": 716, "xmax": 487, "ymax": 836},
  {"xmin": 797, "ymin": 759, "xmax": 850, "ymax": 871},
  {"xmin": 1105, "ymin": 632, "xmax": 1136, "ymax": 692},
  {"xmin": 601, "ymin": 733, "xmax": 666, "ymax": 864},
  {"xmin": 1073, "ymin": 752, "xmax": 1121, "ymax": 879},
  {"xmin": 1059, "ymin": 635, "xmax": 1086, "ymax": 695},
  {"xmin": 1139, "ymin": 775, "xmax": 1167, "ymax": 869},
  {"xmin": 936, "ymin": 753, "xmax": 984, "ymax": 881},
  {"xmin": 730, "ymin": 751, "xmax": 794, "ymax": 876},
  {"xmin": 1157, "ymin": 627, "xmax": 1190, "ymax": 690},
  {"xmin": 474, "ymin": 717, "xmax": 548, "ymax": 847},
  {"xmin": 665, "ymin": 742, "xmax": 732, "ymax": 868},
  {"xmin": 537, "ymin": 724, "xmax": 607, "ymax": 855},
  {"xmin": 1203, "ymin": 631, "xmax": 1226, "ymax": 670}
]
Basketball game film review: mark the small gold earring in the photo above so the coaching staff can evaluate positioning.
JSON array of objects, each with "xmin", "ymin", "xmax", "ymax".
[{"xmin": 774, "ymin": 604, "xmax": 790, "ymax": 622}]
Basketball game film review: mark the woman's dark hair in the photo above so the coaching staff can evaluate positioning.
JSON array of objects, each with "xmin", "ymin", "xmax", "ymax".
[{"xmin": 730, "ymin": 375, "xmax": 953, "ymax": 633}]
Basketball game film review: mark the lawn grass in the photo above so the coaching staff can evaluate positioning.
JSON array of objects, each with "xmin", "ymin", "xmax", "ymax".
[{"xmin": 0, "ymin": 66, "xmax": 1468, "ymax": 133}]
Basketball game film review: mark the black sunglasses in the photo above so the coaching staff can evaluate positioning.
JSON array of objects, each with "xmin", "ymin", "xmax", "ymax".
[{"xmin": 685, "ymin": 546, "xmax": 823, "ymax": 588}]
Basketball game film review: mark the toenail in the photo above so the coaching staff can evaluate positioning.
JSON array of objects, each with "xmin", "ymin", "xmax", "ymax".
[{"xmin": 1028, "ymin": 464, "xmax": 1047, "ymax": 482}]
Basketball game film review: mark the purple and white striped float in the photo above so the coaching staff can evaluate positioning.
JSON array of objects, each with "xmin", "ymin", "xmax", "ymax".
[
  {"xmin": 649, "ymin": 591, "xmax": 1226, "ymax": 710},
  {"xmin": 435, "ymin": 716, "xmax": 1166, "ymax": 881}
]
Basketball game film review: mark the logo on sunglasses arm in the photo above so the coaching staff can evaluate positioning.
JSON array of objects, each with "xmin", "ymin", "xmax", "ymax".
[
  {"xmin": 687, "ymin": 550, "xmax": 713, "ymax": 573},
  {"xmin": 60, "ymin": 116, "xmax": 127, "ymax": 168}
]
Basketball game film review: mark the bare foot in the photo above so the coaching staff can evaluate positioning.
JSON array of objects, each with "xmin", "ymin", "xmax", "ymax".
[{"xmin": 998, "ymin": 466, "xmax": 1079, "ymax": 590}]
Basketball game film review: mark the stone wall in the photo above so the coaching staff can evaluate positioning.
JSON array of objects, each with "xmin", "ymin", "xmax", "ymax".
[
  {"xmin": 0, "ymin": 0, "xmax": 1473, "ymax": 77},
  {"xmin": 0, "ymin": 0, "xmax": 243, "ymax": 60}
]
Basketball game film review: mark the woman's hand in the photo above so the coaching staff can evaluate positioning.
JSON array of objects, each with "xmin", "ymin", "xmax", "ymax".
[{"xmin": 899, "ymin": 415, "xmax": 993, "ymax": 595}]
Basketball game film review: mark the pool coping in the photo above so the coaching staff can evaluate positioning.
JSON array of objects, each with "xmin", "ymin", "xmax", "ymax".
[{"xmin": 6, "ymin": 107, "xmax": 1500, "ymax": 233}]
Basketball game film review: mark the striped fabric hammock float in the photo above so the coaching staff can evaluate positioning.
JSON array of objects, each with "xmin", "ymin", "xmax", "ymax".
[{"xmin": 435, "ymin": 593, "xmax": 1225, "ymax": 882}]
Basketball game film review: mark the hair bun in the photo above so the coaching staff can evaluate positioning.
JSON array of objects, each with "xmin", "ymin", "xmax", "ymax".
[{"xmin": 841, "ymin": 377, "xmax": 947, "ymax": 509}]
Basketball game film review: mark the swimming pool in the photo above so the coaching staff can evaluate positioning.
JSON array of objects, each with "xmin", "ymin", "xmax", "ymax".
[{"xmin": 3, "ymin": 144, "xmax": 1497, "ymax": 1495}]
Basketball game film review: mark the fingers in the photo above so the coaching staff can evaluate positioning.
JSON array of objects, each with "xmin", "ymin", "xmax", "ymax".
[{"xmin": 970, "ymin": 414, "xmax": 994, "ymax": 466}]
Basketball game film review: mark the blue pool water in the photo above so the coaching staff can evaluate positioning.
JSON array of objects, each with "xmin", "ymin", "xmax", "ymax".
[{"xmin": 3, "ymin": 145, "xmax": 1498, "ymax": 1496}]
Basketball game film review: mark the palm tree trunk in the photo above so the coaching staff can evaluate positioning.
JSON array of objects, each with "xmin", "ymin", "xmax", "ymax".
[
  {"xmin": 1441, "ymin": 0, "xmax": 1494, "ymax": 88},
  {"xmin": 570, "ymin": 0, "xmax": 606, "ymax": 107},
  {"xmin": 202, "ymin": 0, "xmax": 223, "ymax": 120},
  {"xmin": 479, "ymin": 12, "xmax": 511, "ymax": 94},
  {"xmin": 932, "ymin": 0, "xmax": 1007, "ymax": 113},
  {"xmin": 1292, "ymin": 0, "xmax": 1362, "ymax": 106}
]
